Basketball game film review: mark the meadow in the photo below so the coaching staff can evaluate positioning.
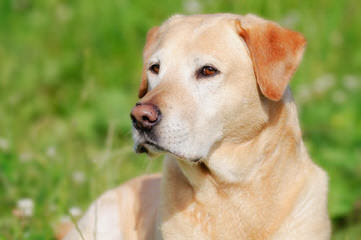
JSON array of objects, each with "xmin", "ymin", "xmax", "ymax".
[{"xmin": 0, "ymin": 0, "xmax": 360, "ymax": 239}]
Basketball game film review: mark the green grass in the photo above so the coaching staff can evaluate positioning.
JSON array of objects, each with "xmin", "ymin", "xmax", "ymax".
[{"xmin": 0, "ymin": 0, "xmax": 360, "ymax": 239}]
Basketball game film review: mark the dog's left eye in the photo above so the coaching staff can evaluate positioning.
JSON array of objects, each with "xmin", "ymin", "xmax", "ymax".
[{"xmin": 197, "ymin": 65, "xmax": 219, "ymax": 79}]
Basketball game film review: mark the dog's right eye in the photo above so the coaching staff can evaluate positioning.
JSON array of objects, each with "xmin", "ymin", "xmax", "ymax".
[{"xmin": 149, "ymin": 64, "xmax": 160, "ymax": 74}]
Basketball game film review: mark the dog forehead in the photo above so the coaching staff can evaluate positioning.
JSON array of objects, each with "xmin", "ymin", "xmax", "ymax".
[{"xmin": 155, "ymin": 14, "xmax": 245, "ymax": 59}]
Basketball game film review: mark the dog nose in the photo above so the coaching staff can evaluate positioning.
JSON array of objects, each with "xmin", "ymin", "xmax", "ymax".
[{"xmin": 130, "ymin": 102, "xmax": 161, "ymax": 131}]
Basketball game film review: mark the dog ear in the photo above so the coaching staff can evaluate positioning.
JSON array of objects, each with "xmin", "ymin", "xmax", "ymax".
[
  {"xmin": 139, "ymin": 26, "xmax": 159, "ymax": 98},
  {"xmin": 236, "ymin": 15, "xmax": 306, "ymax": 101}
]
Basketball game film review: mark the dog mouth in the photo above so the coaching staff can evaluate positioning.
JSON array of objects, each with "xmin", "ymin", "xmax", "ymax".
[
  {"xmin": 133, "ymin": 127, "xmax": 170, "ymax": 156},
  {"xmin": 133, "ymin": 129, "xmax": 202, "ymax": 162},
  {"xmin": 134, "ymin": 140, "xmax": 202, "ymax": 163},
  {"xmin": 135, "ymin": 140, "xmax": 165, "ymax": 154}
]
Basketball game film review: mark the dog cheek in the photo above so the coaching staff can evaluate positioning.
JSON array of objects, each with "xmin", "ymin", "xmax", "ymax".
[{"xmin": 162, "ymin": 122, "xmax": 189, "ymax": 144}]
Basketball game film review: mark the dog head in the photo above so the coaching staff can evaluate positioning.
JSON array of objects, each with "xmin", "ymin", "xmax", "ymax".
[{"xmin": 131, "ymin": 14, "xmax": 306, "ymax": 162}]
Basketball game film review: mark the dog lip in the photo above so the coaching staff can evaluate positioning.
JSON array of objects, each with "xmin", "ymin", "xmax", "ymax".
[
  {"xmin": 144, "ymin": 141, "xmax": 166, "ymax": 151},
  {"xmin": 190, "ymin": 157, "xmax": 201, "ymax": 163},
  {"xmin": 135, "ymin": 140, "xmax": 203, "ymax": 163},
  {"xmin": 136, "ymin": 141, "xmax": 183, "ymax": 159},
  {"xmin": 135, "ymin": 140, "xmax": 165, "ymax": 154},
  {"xmin": 135, "ymin": 144, "xmax": 149, "ymax": 154}
]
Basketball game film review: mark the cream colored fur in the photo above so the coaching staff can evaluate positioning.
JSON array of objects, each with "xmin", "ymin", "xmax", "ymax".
[{"xmin": 63, "ymin": 14, "xmax": 330, "ymax": 240}]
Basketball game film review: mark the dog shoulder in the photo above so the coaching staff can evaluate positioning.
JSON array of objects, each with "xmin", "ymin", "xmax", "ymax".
[
  {"xmin": 62, "ymin": 174, "xmax": 161, "ymax": 240},
  {"xmin": 274, "ymin": 162, "xmax": 330, "ymax": 240}
]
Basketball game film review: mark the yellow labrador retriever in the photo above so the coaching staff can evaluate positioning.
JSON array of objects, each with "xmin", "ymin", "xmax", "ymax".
[{"xmin": 63, "ymin": 13, "xmax": 331, "ymax": 240}]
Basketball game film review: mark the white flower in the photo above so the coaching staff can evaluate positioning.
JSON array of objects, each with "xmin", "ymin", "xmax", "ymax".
[
  {"xmin": 69, "ymin": 207, "xmax": 82, "ymax": 218},
  {"xmin": 183, "ymin": 0, "xmax": 202, "ymax": 14},
  {"xmin": 313, "ymin": 74, "xmax": 336, "ymax": 94},
  {"xmin": 343, "ymin": 75, "xmax": 360, "ymax": 91},
  {"xmin": 43, "ymin": 61, "xmax": 58, "ymax": 80},
  {"xmin": 24, "ymin": 232, "xmax": 30, "ymax": 238},
  {"xmin": 72, "ymin": 171, "xmax": 85, "ymax": 184},
  {"xmin": 330, "ymin": 31, "xmax": 343, "ymax": 47},
  {"xmin": 281, "ymin": 11, "xmax": 300, "ymax": 28},
  {"xmin": 17, "ymin": 198, "xmax": 34, "ymax": 217},
  {"xmin": 296, "ymin": 84, "xmax": 313, "ymax": 103},
  {"xmin": 49, "ymin": 203, "xmax": 57, "ymax": 212},
  {"xmin": 332, "ymin": 90, "xmax": 347, "ymax": 104},
  {"xmin": 0, "ymin": 138, "xmax": 9, "ymax": 151},
  {"xmin": 56, "ymin": 4, "xmax": 73, "ymax": 23},
  {"xmin": 8, "ymin": 94, "xmax": 20, "ymax": 105},
  {"xmin": 59, "ymin": 215, "xmax": 71, "ymax": 223},
  {"xmin": 46, "ymin": 146, "xmax": 57, "ymax": 158},
  {"xmin": 19, "ymin": 152, "xmax": 32, "ymax": 162}
]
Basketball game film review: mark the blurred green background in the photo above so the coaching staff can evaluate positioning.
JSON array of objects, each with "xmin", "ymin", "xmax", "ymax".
[{"xmin": 0, "ymin": 0, "xmax": 360, "ymax": 239}]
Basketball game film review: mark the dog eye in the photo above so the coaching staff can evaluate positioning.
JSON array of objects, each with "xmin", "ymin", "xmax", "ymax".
[
  {"xmin": 197, "ymin": 65, "xmax": 219, "ymax": 78},
  {"xmin": 149, "ymin": 63, "xmax": 160, "ymax": 74}
]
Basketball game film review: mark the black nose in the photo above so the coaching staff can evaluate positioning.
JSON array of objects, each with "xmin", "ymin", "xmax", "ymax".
[{"xmin": 130, "ymin": 102, "xmax": 161, "ymax": 131}]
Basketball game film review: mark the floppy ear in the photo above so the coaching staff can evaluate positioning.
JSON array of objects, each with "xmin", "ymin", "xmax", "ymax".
[
  {"xmin": 139, "ymin": 26, "xmax": 159, "ymax": 98},
  {"xmin": 236, "ymin": 15, "xmax": 306, "ymax": 101}
]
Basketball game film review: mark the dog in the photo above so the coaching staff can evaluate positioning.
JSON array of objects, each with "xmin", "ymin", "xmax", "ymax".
[{"xmin": 63, "ymin": 13, "xmax": 331, "ymax": 239}]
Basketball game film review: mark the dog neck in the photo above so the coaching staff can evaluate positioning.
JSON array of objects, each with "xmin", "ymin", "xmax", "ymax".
[
  {"xmin": 208, "ymin": 94, "xmax": 305, "ymax": 183},
  {"xmin": 162, "ymin": 90, "xmax": 310, "ymax": 207},
  {"xmin": 159, "ymin": 93, "xmax": 324, "ymax": 239}
]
